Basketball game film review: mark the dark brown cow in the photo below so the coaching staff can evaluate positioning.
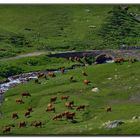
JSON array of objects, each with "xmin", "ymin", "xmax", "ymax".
[
  {"xmin": 21, "ymin": 92, "xmax": 31, "ymax": 97},
  {"xmin": 50, "ymin": 96, "xmax": 57, "ymax": 103},
  {"xmin": 61, "ymin": 96, "xmax": 69, "ymax": 101},
  {"xmin": 46, "ymin": 106, "xmax": 55, "ymax": 113},
  {"xmin": 12, "ymin": 113, "xmax": 19, "ymax": 119},
  {"xmin": 83, "ymin": 80, "xmax": 91, "ymax": 85},
  {"xmin": 19, "ymin": 121, "xmax": 26, "ymax": 128},
  {"xmin": 28, "ymin": 107, "xmax": 33, "ymax": 112},
  {"xmin": 25, "ymin": 111, "xmax": 30, "ymax": 117},
  {"xmin": 106, "ymin": 106, "xmax": 112, "ymax": 112},
  {"xmin": 76, "ymin": 105, "xmax": 86, "ymax": 111},
  {"xmin": 53, "ymin": 114, "xmax": 63, "ymax": 120},
  {"xmin": 2, "ymin": 127, "xmax": 11, "ymax": 133},
  {"xmin": 16, "ymin": 99, "xmax": 24, "ymax": 104}
]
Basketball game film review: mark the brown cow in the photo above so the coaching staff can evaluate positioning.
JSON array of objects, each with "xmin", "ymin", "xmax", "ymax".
[
  {"xmin": 12, "ymin": 113, "xmax": 19, "ymax": 119},
  {"xmin": 31, "ymin": 121, "xmax": 43, "ymax": 128},
  {"xmin": 19, "ymin": 121, "xmax": 26, "ymax": 128},
  {"xmin": 16, "ymin": 99, "xmax": 24, "ymax": 104},
  {"xmin": 2, "ymin": 127, "xmax": 11, "ymax": 133},
  {"xmin": 28, "ymin": 107, "xmax": 33, "ymax": 112},
  {"xmin": 46, "ymin": 106, "xmax": 55, "ymax": 113},
  {"xmin": 61, "ymin": 96, "xmax": 69, "ymax": 101},
  {"xmin": 114, "ymin": 58, "xmax": 124, "ymax": 64},
  {"xmin": 65, "ymin": 102, "xmax": 73, "ymax": 109},
  {"xmin": 83, "ymin": 80, "xmax": 91, "ymax": 85},
  {"xmin": 53, "ymin": 114, "xmax": 63, "ymax": 120},
  {"xmin": 76, "ymin": 105, "xmax": 86, "ymax": 111},
  {"xmin": 50, "ymin": 96, "xmax": 57, "ymax": 103},
  {"xmin": 25, "ymin": 111, "xmax": 30, "ymax": 117},
  {"xmin": 47, "ymin": 103, "xmax": 53, "ymax": 108},
  {"xmin": 106, "ymin": 106, "xmax": 112, "ymax": 112},
  {"xmin": 48, "ymin": 72, "xmax": 56, "ymax": 77},
  {"xmin": 60, "ymin": 67, "xmax": 65, "ymax": 74},
  {"xmin": 21, "ymin": 92, "xmax": 31, "ymax": 97},
  {"xmin": 65, "ymin": 113, "xmax": 74, "ymax": 120}
]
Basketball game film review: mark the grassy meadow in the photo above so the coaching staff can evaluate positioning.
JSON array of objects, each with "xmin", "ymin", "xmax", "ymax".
[
  {"xmin": 0, "ymin": 5, "xmax": 140, "ymax": 58},
  {"xmin": 0, "ymin": 61, "xmax": 140, "ymax": 135}
]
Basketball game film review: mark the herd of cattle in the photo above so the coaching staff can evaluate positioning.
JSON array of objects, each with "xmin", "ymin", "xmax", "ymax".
[{"xmin": 1, "ymin": 56, "xmax": 137, "ymax": 134}]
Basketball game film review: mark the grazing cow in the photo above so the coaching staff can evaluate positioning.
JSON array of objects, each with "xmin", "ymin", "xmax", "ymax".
[
  {"xmin": 28, "ymin": 107, "xmax": 33, "ymax": 112},
  {"xmin": 114, "ymin": 58, "xmax": 124, "ymax": 64},
  {"xmin": 65, "ymin": 114, "xmax": 74, "ymax": 120},
  {"xmin": 83, "ymin": 80, "xmax": 91, "ymax": 85},
  {"xmin": 76, "ymin": 105, "xmax": 86, "ymax": 111},
  {"xmin": 50, "ymin": 96, "xmax": 57, "ymax": 103},
  {"xmin": 48, "ymin": 72, "xmax": 56, "ymax": 77},
  {"xmin": 16, "ymin": 99, "xmax": 24, "ymax": 104},
  {"xmin": 61, "ymin": 96, "xmax": 69, "ymax": 101},
  {"xmin": 19, "ymin": 121, "xmax": 26, "ymax": 128},
  {"xmin": 65, "ymin": 102, "xmax": 73, "ymax": 109},
  {"xmin": 47, "ymin": 103, "xmax": 53, "ymax": 108},
  {"xmin": 53, "ymin": 114, "xmax": 63, "ymax": 120},
  {"xmin": 46, "ymin": 106, "xmax": 55, "ymax": 113},
  {"xmin": 60, "ymin": 67, "xmax": 65, "ymax": 74},
  {"xmin": 31, "ymin": 121, "xmax": 43, "ymax": 128},
  {"xmin": 12, "ymin": 113, "xmax": 18, "ymax": 119},
  {"xmin": 82, "ymin": 71, "xmax": 88, "ymax": 76},
  {"xmin": 25, "ymin": 111, "xmax": 30, "ymax": 117},
  {"xmin": 106, "ymin": 106, "xmax": 112, "ymax": 112},
  {"xmin": 21, "ymin": 92, "xmax": 31, "ymax": 97},
  {"xmin": 2, "ymin": 127, "xmax": 11, "ymax": 134}
]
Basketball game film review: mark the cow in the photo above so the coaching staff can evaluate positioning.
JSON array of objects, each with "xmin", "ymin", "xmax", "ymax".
[
  {"xmin": 82, "ymin": 71, "xmax": 88, "ymax": 76},
  {"xmin": 46, "ymin": 106, "xmax": 55, "ymax": 113},
  {"xmin": 2, "ymin": 127, "xmax": 11, "ymax": 133},
  {"xmin": 114, "ymin": 58, "xmax": 124, "ymax": 64},
  {"xmin": 38, "ymin": 73, "xmax": 45, "ymax": 78},
  {"xmin": 60, "ymin": 67, "xmax": 65, "ymax": 74},
  {"xmin": 83, "ymin": 80, "xmax": 91, "ymax": 85},
  {"xmin": 28, "ymin": 107, "xmax": 33, "ymax": 112},
  {"xmin": 16, "ymin": 99, "xmax": 24, "ymax": 104},
  {"xmin": 47, "ymin": 103, "xmax": 53, "ymax": 108},
  {"xmin": 21, "ymin": 92, "xmax": 31, "ymax": 97},
  {"xmin": 61, "ymin": 96, "xmax": 69, "ymax": 101},
  {"xmin": 25, "ymin": 111, "xmax": 30, "ymax": 117},
  {"xmin": 53, "ymin": 114, "xmax": 63, "ymax": 120},
  {"xmin": 50, "ymin": 96, "xmax": 57, "ymax": 103},
  {"xmin": 76, "ymin": 105, "xmax": 86, "ymax": 111},
  {"xmin": 48, "ymin": 72, "xmax": 56, "ymax": 77},
  {"xmin": 65, "ymin": 102, "xmax": 73, "ymax": 109},
  {"xmin": 106, "ymin": 106, "xmax": 112, "ymax": 112},
  {"xmin": 19, "ymin": 121, "xmax": 26, "ymax": 128},
  {"xmin": 12, "ymin": 113, "xmax": 19, "ymax": 119},
  {"xmin": 65, "ymin": 113, "xmax": 74, "ymax": 120},
  {"xmin": 31, "ymin": 121, "xmax": 43, "ymax": 128}
]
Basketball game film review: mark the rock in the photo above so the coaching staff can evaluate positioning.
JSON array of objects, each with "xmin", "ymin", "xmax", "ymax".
[
  {"xmin": 132, "ymin": 116, "xmax": 139, "ymax": 120},
  {"xmin": 102, "ymin": 120, "xmax": 125, "ymax": 129},
  {"xmin": 107, "ymin": 77, "xmax": 112, "ymax": 80},
  {"xmin": 91, "ymin": 87, "xmax": 99, "ymax": 93}
]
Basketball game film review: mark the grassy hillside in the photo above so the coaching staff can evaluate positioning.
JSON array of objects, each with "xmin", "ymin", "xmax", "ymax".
[
  {"xmin": 0, "ymin": 62, "xmax": 140, "ymax": 135},
  {"xmin": 0, "ymin": 5, "xmax": 140, "ymax": 58}
]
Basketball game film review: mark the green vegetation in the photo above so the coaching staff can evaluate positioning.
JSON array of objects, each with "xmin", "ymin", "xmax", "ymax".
[
  {"xmin": 0, "ymin": 5, "xmax": 140, "ymax": 58},
  {"xmin": 0, "ymin": 62, "xmax": 140, "ymax": 135}
]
